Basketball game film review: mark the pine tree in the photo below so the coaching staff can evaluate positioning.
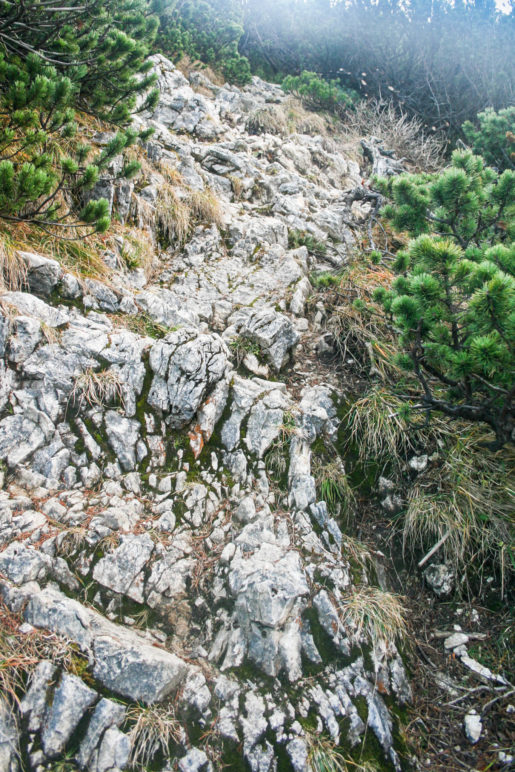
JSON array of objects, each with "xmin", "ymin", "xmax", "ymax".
[
  {"xmin": 282, "ymin": 71, "xmax": 358, "ymax": 115},
  {"xmin": 0, "ymin": 0, "xmax": 158, "ymax": 232},
  {"xmin": 0, "ymin": 0, "xmax": 159, "ymax": 122},
  {"xmin": 373, "ymin": 151, "xmax": 515, "ymax": 446},
  {"xmin": 463, "ymin": 107, "xmax": 515, "ymax": 172},
  {"xmin": 153, "ymin": 0, "xmax": 251, "ymax": 85}
]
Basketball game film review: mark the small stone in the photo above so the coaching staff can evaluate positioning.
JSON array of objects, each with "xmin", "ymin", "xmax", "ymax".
[
  {"xmin": 178, "ymin": 748, "xmax": 211, "ymax": 771},
  {"xmin": 104, "ymin": 411, "xmax": 140, "ymax": 472},
  {"xmin": 18, "ymin": 622, "xmax": 35, "ymax": 635},
  {"xmin": 444, "ymin": 633, "xmax": 469, "ymax": 650},
  {"xmin": 423, "ymin": 563, "xmax": 454, "ymax": 597},
  {"xmin": 76, "ymin": 697, "xmax": 126, "ymax": 770},
  {"xmin": 235, "ymin": 496, "xmax": 256, "ymax": 523},
  {"xmin": 464, "ymin": 711, "xmax": 482, "ymax": 744},
  {"xmin": 220, "ymin": 543, "xmax": 236, "ymax": 563},
  {"xmin": 95, "ymin": 726, "xmax": 131, "ymax": 772},
  {"xmin": 18, "ymin": 251, "xmax": 62, "ymax": 297}
]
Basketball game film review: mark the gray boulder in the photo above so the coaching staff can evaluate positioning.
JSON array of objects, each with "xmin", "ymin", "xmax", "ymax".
[
  {"xmin": 148, "ymin": 328, "xmax": 229, "ymax": 428},
  {"xmin": 104, "ymin": 411, "xmax": 141, "ymax": 471},
  {"xmin": 41, "ymin": 673, "xmax": 97, "ymax": 758},
  {"xmin": 20, "ymin": 661, "xmax": 57, "ymax": 733},
  {"xmin": 24, "ymin": 586, "xmax": 193, "ymax": 704},
  {"xmin": 0, "ymin": 409, "xmax": 54, "ymax": 467},
  {"xmin": 18, "ymin": 251, "xmax": 62, "ymax": 297},
  {"xmin": 6, "ymin": 316, "xmax": 41, "ymax": 364},
  {"xmin": 92, "ymin": 533, "xmax": 154, "ymax": 602},
  {"xmin": 92, "ymin": 726, "xmax": 130, "ymax": 772},
  {"xmin": 228, "ymin": 308, "xmax": 299, "ymax": 371},
  {"xmin": 0, "ymin": 543, "xmax": 51, "ymax": 585}
]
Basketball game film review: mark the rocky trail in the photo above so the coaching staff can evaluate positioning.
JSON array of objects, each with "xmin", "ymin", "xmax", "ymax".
[{"xmin": 0, "ymin": 55, "xmax": 511, "ymax": 772}]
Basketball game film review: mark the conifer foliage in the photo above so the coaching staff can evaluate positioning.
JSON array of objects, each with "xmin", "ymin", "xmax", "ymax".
[
  {"xmin": 374, "ymin": 152, "xmax": 515, "ymax": 446},
  {"xmin": 463, "ymin": 107, "xmax": 515, "ymax": 172},
  {"xmin": 0, "ymin": 0, "xmax": 159, "ymax": 232}
]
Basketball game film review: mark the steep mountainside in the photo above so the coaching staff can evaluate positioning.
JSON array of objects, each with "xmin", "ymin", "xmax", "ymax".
[{"xmin": 1, "ymin": 55, "xmax": 425, "ymax": 772}]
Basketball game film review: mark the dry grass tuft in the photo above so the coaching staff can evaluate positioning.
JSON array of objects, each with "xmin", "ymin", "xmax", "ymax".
[
  {"xmin": 118, "ymin": 226, "xmax": 156, "ymax": 280},
  {"xmin": 155, "ymin": 181, "xmax": 223, "ymax": 248},
  {"xmin": 403, "ymin": 428, "xmax": 514, "ymax": 595},
  {"xmin": 0, "ymin": 235, "xmax": 28, "ymax": 292},
  {"xmin": 0, "ymin": 221, "xmax": 112, "ymax": 283},
  {"xmin": 157, "ymin": 162, "xmax": 184, "ymax": 187},
  {"xmin": 244, "ymin": 97, "xmax": 331, "ymax": 137},
  {"xmin": 316, "ymin": 258, "xmax": 401, "ymax": 381},
  {"xmin": 187, "ymin": 188, "xmax": 223, "ymax": 227},
  {"xmin": 126, "ymin": 703, "xmax": 182, "ymax": 769},
  {"xmin": 40, "ymin": 321, "xmax": 62, "ymax": 345},
  {"xmin": 341, "ymin": 99, "xmax": 446, "ymax": 172},
  {"xmin": 339, "ymin": 587, "xmax": 407, "ymax": 648},
  {"xmin": 246, "ymin": 105, "xmax": 289, "ymax": 136},
  {"xmin": 54, "ymin": 526, "xmax": 89, "ymax": 559},
  {"xmin": 176, "ymin": 55, "xmax": 225, "ymax": 88},
  {"xmin": 285, "ymin": 96, "xmax": 329, "ymax": 136},
  {"xmin": 264, "ymin": 411, "xmax": 299, "ymax": 482},
  {"xmin": 70, "ymin": 368, "xmax": 125, "ymax": 411},
  {"xmin": 312, "ymin": 456, "xmax": 356, "ymax": 517},
  {"xmin": 156, "ymin": 186, "xmax": 191, "ymax": 247},
  {"xmin": 345, "ymin": 387, "xmax": 416, "ymax": 469},
  {"xmin": 0, "ymin": 602, "xmax": 76, "ymax": 706},
  {"xmin": 306, "ymin": 733, "xmax": 377, "ymax": 772}
]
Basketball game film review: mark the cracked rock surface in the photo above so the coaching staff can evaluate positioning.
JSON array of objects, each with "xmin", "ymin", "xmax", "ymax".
[{"xmin": 0, "ymin": 54, "xmax": 410, "ymax": 771}]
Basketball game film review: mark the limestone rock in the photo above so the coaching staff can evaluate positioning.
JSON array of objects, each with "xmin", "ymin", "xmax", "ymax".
[
  {"xmin": 93, "ymin": 533, "xmax": 154, "ymax": 602},
  {"xmin": 6, "ymin": 316, "xmax": 41, "ymax": 364},
  {"xmin": 178, "ymin": 748, "xmax": 212, "ymax": 772},
  {"xmin": 148, "ymin": 328, "xmax": 229, "ymax": 428},
  {"xmin": 41, "ymin": 673, "xmax": 97, "ymax": 758},
  {"xmin": 464, "ymin": 710, "xmax": 482, "ymax": 744},
  {"xmin": 228, "ymin": 307, "xmax": 299, "ymax": 372},
  {"xmin": 423, "ymin": 563, "xmax": 455, "ymax": 597},
  {"xmin": 24, "ymin": 586, "xmax": 192, "ymax": 703},
  {"xmin": 104, "ymin": 412, "xmax": 141, "ymax": 472},
  {"xmin": 76, "ymin": 698, "xmax": 126, "ymax": 770},
  {"xmin": 0, "ymin": 697, "xmax": 19, "ymax": 772},
  {"xmin": 94, "ymin": 727, "xmax": 131, "ymax": 772},
  {"xmin": 17, "ymin": 251, "xmax": 62, "ymax": 297},
  {"xmin": 20, "ymin": 661, "xmax": 57, "ymax": 733},
  {"xmin": 0, "ymin": 543, "xmax": 51, "ymax": 585},
  {"xmin": 92, "ymin": 636, "xmax": 189, "ymax": 704},
  {"xmin": 0, "ymin": 410, "xmax": 54, "ymax": 467}
]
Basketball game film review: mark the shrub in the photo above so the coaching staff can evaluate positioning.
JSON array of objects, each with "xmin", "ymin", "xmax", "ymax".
[
  {"xmin": 240, "ymin": 0, "xmax": 515, "ymax": 138},
  {"xmin": 0, "ymin": 0, "xmax": 159, "ymax": 124},
  {"xmin": 463, "ymin": 107, "xmax": 515, "ymax": 172},
  {"xmin": 341, "ymin": 99, "xmax": 446, "ymax": 172},
  {"xmin": 0, "ymin": 0, "xmax": 158, "ymax": 232},
  {"xmin": 282, "ymin": 71, "xmax": 358, "ymax": 115},
  {"xmin": 288, "ymin": 229, "xmax": 327, "ymax": 258},
  {"xmin": 154, "ymin": 0, "xmax": 252, "ymax": 86},
  {"xmin": 375, "ymin": 151, "xmax": 515, "ymax": 446}
]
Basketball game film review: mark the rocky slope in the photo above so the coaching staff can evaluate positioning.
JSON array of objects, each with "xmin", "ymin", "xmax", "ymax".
[{"xmin": 0, "ymin": 55, "xmax": 411, "ymax": 772}]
